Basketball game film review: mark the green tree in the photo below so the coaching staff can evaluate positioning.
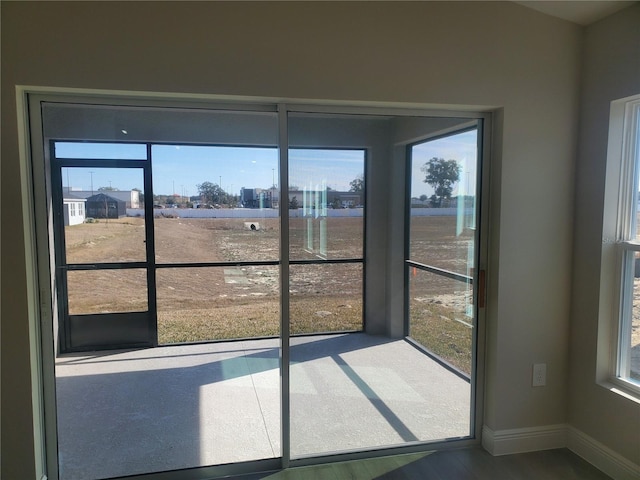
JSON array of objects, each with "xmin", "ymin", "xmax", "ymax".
[
  {"xmin": 289, "ymin": 196, "xmax": 299, "ymax": 209},
  {"xmin": 197, "ymin": 181, "xmax": 225, "ymax": 205},
  {"xmin": 421, "ymin": 158, "xmax": 460, "ymax": 207},
  {"xmin": 349, "ymin": 174, "xmax": 364, "ymax": 193}
]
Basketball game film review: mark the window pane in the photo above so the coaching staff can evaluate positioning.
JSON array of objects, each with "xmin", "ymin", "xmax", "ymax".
[
  {"xmin": 289, "ymin": 148, "xmax": 364, "ymax": 260},
  {"xmin": 409, "ymin": 268, "xmax": 473, "ymax": 376},
  {"xmin": 632, "ymin": 277, "xmax": 640, "ymax": 381},
  {"xmin": 55, "ymin": 142, "xmax": 147, "ymax": 159},
  {"xmin": 67, "ymin": 269, "xmax": 148, "ymax": 314},
  {"xmin": 62, "ymin": 167, "xmax": 146, "ymax": 263},
  {"xmin": 290, "ymin": 263, "xmax": 363, "ymax": 334},
  {"xmin": 151, "ymin": 145, "xmax": 279, "ymax": 263},
  {"xmin": 156, "ymin": 266, "xmax": 279, "ymax": 344},
  {"xmin": 409, "ymin": 130, "xmax": 477, "ymax": 275}
]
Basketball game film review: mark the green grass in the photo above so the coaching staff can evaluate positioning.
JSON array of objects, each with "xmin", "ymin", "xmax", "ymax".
[
  {"xmin": 409, "ymin": 302, "xmax": 473, "ymax": 375},
  {"xmin": 157, "ymin": 295, "xmax": 362, "ymax": 344}
]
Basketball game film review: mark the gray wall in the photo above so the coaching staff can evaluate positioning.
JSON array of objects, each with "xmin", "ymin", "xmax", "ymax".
[
  {"xmin": 0, "ymin": 1, "xmax": 594, "ymax": 477},
  {"xmin": 570, "ymin": 3, "xmax": 640, "ymax": 464}
]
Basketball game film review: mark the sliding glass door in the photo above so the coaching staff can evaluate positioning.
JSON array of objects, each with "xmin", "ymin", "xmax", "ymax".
[
  {"xmin": 406, "ymin": 125, "xmax": 482, "ymax": 439},
  {"xmin": 48, "ymin": 105, "xmax": 284, "ymax": 479},
  {"xmin": 38, "ymin": 99, "xmax": 486, "ymax": 480},
  {"xmin": 287, "ymin": 113, "xmax": 483, "ymax": 458}
]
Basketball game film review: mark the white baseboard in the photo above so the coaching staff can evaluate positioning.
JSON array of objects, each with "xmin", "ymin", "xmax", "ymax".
[
  {"xmin": 482, "ymin": 424, "xmax": 640, "ymax": 479},
  {"xmin": 482, "ymin": 424, "xmax": 567, "ymax": 456},
  {"xmin": 567, "ymin": 426, "xmax": 640, "ymax": 480}
]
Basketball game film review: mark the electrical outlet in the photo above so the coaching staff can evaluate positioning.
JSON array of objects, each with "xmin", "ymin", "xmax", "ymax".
[{"xmin": 532, "ymin": 363, "xmax": 546, "ymax": 387}]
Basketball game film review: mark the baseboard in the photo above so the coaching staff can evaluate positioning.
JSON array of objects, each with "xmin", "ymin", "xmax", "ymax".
[
  {"xmin": 567, "ymin": 426, "xmax": 640, "ymax": 480},
  {"xmin": 482, "ymin": 424, "xmax": 567, "ymax": 456}
]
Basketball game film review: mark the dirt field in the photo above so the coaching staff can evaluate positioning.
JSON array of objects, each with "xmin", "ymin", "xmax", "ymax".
[
  {"xmin": 64, "ymin": 216, "xmax": 364, "ymax": 342},
  {"xmin": 64, "ymin": 213, "xmax": 474, "ymax": 373}
]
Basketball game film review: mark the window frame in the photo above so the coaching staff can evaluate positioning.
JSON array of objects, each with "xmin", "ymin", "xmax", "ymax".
[
  {"xmin": 20, "ymin": 89, "xmax": 491, "ymax": 480},
  {"xmin": 606, "ymin": 94, "xmax": 640, "ymax": 397}
]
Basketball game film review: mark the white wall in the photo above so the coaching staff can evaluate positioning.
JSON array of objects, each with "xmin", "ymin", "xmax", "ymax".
[
  {"xmin": 1, "ymin": 2, "xmax": 583, "ymax": 478},
  {"xmin": 570, "ymin": 3, "xmax": 640, "ymax": 465}
]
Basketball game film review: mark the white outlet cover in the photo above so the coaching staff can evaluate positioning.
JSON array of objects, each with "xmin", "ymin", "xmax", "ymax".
[{"xmin": 532, "ymin": 363, "xmax": 546, "ymax": 387}]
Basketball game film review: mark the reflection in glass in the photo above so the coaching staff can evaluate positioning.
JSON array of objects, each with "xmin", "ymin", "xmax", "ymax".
[
  {"xmin": 289, "ymin": 149, "xmax": 364, "ymax": 260},
  {"xmin": 67, "ymin": 269, "xmax": 148, "ymax": 314},
  {"xmin": 156, "ymin": 266, "xmax": 279, "ymax": 344},
  {"xmin": 151, "ymin": 145, "xmax": 279, "ymax": 263}
]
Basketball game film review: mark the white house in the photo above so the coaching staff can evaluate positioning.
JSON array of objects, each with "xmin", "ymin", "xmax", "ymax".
[{"xmin": 62, "ymin": 195, "xmax": 86, "ymax": 226}]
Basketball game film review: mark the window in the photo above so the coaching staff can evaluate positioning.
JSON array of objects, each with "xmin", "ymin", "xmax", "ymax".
[
  {"xmin": 608, "ymin": 94, "xmax": 640, "ymax": 394},
  {"xmin": 26, "ymin": 96, "xmax": 488, "ymax": 480}
]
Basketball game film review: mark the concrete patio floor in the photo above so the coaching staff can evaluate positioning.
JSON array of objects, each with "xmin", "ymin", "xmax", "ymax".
[{"xmin": 55, "ymin": 333, "xmax": 471, "ymax": 480}]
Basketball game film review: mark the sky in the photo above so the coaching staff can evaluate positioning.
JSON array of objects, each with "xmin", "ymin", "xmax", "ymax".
[
  {"xmin": 58, "ymin": 130, "xmax": 478, "ymax": 198},
  {"xmin": 58, "ymin": 143, "xmax": 365, "ymax": 197}
]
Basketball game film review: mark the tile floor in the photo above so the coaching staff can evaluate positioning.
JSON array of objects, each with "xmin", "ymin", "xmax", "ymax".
[{"xmin": 55, "ymin": 333, "xmax": 471, "ymax": 480}]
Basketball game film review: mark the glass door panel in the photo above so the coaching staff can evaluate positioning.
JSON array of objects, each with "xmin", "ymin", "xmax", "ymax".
[
  {"xmin": 407, "ymin": 126, "xmax": 480, "ymax": 439},
  {"xmin": 289, "ymin": 114, "xmax": 480, "ymax": 460},
  {"xmin": 288, "ymin": 112, "xmax": 368, "ymax": 458},
  {"xmin": 49, "ymin": 105, "xmax": 282, "ymax": 480},
  {"xmin": 56, "ymin": 164, "xmax": 152, "ymax": 351}
]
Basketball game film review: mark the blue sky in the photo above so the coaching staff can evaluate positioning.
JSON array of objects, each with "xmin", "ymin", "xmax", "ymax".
[
  {"xmin": 59, "ymin": 143, "xmax": 365, "ymax": 197},
  {"xmin": 58, "ymin": 130, "xmax": 477, "ymax": 198}
]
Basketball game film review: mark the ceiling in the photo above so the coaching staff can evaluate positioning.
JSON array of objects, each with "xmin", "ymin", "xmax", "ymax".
[{"xmin": 513, "ymin": 1, "xmax": 636, "ymax": 25}]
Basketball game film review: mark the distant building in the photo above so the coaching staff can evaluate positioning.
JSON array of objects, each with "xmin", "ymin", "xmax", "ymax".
[
  {"xmin": 240, "ymin": 187, "xmax": 277, "ymax": 208},
  {"xmin": 85, "ymin": 193, "xmax": 126, "ymax": 219},
  {"xmin": 63, "ymin": 187, "xmax": 141, "ymax": 208}
]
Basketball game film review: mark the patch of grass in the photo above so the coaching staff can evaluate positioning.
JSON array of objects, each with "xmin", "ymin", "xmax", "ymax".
[
  {"xmin": 409, "ymin": 302, "xmax": 473, "ymax": 375},
  {"xmin": 158, "ymin": 295, "xmax": 362, "ymax": 344}
]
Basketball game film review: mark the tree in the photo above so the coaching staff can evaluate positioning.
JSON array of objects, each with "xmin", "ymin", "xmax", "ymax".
[
  {"xmin": 419, "ymin": 194, "xmax": 428, "ymax": 202},
  {"xmin": 197, "ymin": 181, "xmax": 225, "ymax": 205},
  {"xmin": 349, "ymin": 174, "xmax": 364, "ymax": 193},
  {"xmin": 98, "ymin": 186, "xmax": 119, "ymax": 191},
  {"xmin": 421, "ymin": 158, "xmax": 460, "ymax": 207},
  {"xmin": 289, "ymin": 196, "xmax": 299, "ymax": 209}
]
